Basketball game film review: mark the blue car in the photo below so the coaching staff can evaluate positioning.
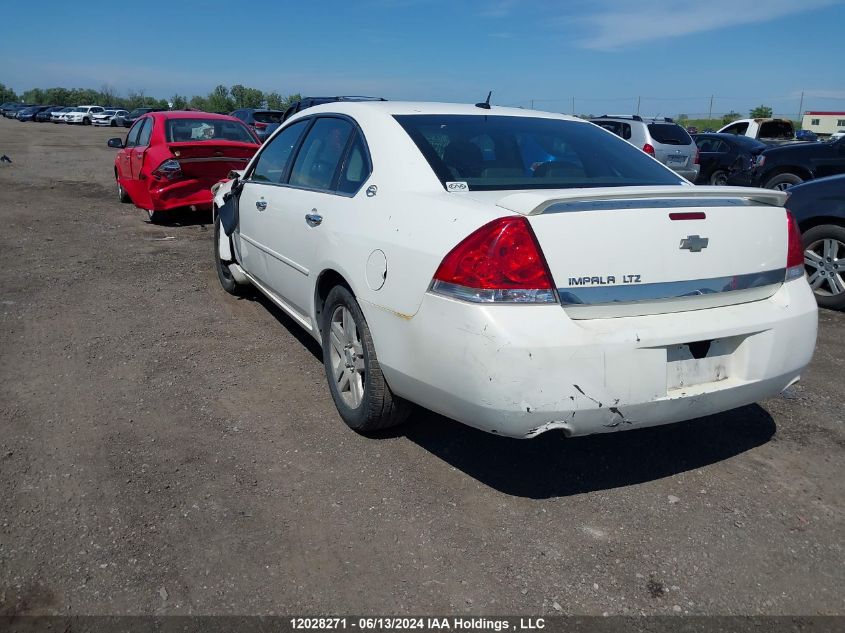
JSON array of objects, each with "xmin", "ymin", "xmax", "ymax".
[
  {"xmin": 787, "ymin": 174, "xmax": 845, "ymax": 310},
  {"xmin": 16, "ymin": 105, "xmax": 53, "ymax": 121},
  {"xmin": 795, "ymin": 129, "xmax": 818, "ymax": 141}
]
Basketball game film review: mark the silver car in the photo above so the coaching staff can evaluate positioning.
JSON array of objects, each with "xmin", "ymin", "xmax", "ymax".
[{"xmin": 589, "ymin": 115, "xmax": 700, "ymax": 181}]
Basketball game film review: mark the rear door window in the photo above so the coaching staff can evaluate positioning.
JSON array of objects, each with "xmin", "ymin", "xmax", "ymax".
[
  {"xmin": 336, "ymin": 132, "xmax": 371, "ymax": 195},
  {"xmin": 288, "ymin": 117, "xmax": 354, "ymax": 191},
  {"xmin": 249, "ymin": 119, "xmax": 310, "ymax": 183},
  {"xmin": 721, "ymin": 122, "xmax": 749, "ymax": 136},
  {"xmin": 125, "ymin": 119, "xmax": 144, "ymax": 148},
  {"xmin": 137, "ymin": 119, "xmax": 152, "ymax": 146},
  {"xmin": 647, "ymin": 124, "xmax": 692, "ymax": 145}
]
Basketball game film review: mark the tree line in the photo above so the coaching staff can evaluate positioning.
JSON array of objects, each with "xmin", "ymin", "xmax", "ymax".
[{"xmin": 0, "ymin": 83, "xmax": 302, "ymax": 113}]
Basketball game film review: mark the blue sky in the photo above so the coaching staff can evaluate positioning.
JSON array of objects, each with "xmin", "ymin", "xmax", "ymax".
[{"xmin": 1, "ymin": 0, "xmax": 844, "ymax": 117}]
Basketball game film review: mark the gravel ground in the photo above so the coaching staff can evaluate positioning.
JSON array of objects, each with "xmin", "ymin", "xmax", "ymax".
[{"xmin": 0, "ymin": 118, "xmax": 843, "ymax": 616}]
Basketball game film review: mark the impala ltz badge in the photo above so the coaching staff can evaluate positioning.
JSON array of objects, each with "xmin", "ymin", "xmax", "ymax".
[{"xmin": 680, "ymin": 235, "xmax": 709, "ymax": 252}]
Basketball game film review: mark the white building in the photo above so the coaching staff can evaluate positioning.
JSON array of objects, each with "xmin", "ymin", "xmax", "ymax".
[{"xmin": 802, "ymin": 111, "xmax": 845, "ymax": 136}]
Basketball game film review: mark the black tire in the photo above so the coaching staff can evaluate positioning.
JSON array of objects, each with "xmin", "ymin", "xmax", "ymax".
[
  {"xmin": 801, "ymin": 224, "xmax": 845, "ymax": 310},
  {"xmin": 147, "ymin": 210, "xmax": 165, "ymax": 224},
  {"xmin": 110, "ymin": 120, "xmax": 117, "ymax": 127},
  {"xmin": 763, "ymin": 172, "xmax": 803, "ymax": 191},
  {"xmin": 117, "ymin": 179, "xmax": 130, "ymax": 203},
  {"xmin": 213, "ymin": 213, "xmax": 248, "ymax": 296},
  {"xmin": 83, "ymin": 117, "xmax": 91, "ymax": 126},
  {"xmin": 709, "ymin": 169, "xmax": 728, "ymax": 186},
  {"xmin": 321, "ymin": 285, "xmax": 411, "ymax": 433}
]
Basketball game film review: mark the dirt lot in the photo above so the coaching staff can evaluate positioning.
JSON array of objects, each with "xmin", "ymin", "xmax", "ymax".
[{"xmin": 0, "ymin": 118, "xmax": 843, "ymax": 617}]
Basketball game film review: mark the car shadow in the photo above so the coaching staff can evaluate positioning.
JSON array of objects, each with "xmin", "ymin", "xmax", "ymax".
[
  {"xmin": 243, "ymin": 290, "xmax": 324, "ymax": 362},
  {"xmin": 149, "ymin": 208, "xmax": 213, "ymax": 227},
  {"xmin": 391, "ymin": 404, "xmax": 776, "ymax": 499},
  {"xmin": 239, "ymin": 287, "xmax": 776, "ymax": 499}
]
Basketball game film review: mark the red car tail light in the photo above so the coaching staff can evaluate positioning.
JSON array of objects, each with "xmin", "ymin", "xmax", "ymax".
[
  {"xmin": 253, "ymin": 121, "xmax": 268, "ymax": 129},
  {"xmin": 694, "ymin": 148, "xmax": 700, "ymax": 165},
  {"xmin": 643, "ymin": 143, "xmax": 655, "ymax": 156},
  {"xmin": 430, "ymin": 216, "xmax": 557, "ymax": 303},
  {"xmin": 785, "ymin": 210, "xmax": 805, "ymax": 281},
  {"xmin": 152, "ymin": 159, "xmax": 183, "ymax": 181}
]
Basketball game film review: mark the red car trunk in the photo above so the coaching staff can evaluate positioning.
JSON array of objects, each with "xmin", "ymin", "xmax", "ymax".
[{"xmin": 166, "ymin": 141, "xmax": 257, "ymax": 180}]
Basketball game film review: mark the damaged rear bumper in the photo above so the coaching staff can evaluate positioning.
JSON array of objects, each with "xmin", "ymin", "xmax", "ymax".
[{"xmin": 370, "ymin": 278, "xmax": 817, "ymax": 438}]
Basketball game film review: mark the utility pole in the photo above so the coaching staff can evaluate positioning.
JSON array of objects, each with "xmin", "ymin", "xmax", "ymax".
[
  {"xmin": 708, "ymin": 95, "xmax": 714, "ymax": 124},
  {"xmin": 571, "ymin": 96, "xmax": 575, "ymax": 116},
  {"xmin": 636, "ymin": 96, "xmax": 641, "ymax": 116},
  {"xmin": 530, "ymin": 99, "xmax": 534, "ymax": 110},
  {"xmin": 797, "ymin": 90, "xmax": 804, "ymax": 123}
]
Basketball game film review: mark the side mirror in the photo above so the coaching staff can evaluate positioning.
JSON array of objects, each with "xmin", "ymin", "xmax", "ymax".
[{"xmin": 107, "ymin": 138, "xmax": 124, "ymax": 149}]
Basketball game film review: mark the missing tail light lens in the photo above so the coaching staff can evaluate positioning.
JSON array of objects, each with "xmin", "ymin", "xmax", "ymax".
[
  {"xmin": 152, "ymin": 158, "xmax": 182, "ymax": 181},
  {"xmin": 785, "ymin": 210, "xmax": 804, "ymax": 281},
  {"xmin": 430, "ymin": 216, "xmax": 557, "ymax": 304},
  {"xmin": 643, "ymin": 143, "xmax": 655, "ymax": 156}
]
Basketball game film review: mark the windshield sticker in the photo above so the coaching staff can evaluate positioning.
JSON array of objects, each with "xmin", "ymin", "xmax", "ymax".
[{"xmin": 446, "ymin": 182, "xmax": 468, "ymax": 192}]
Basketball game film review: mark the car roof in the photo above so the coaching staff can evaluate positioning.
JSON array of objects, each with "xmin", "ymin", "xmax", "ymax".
[
  {"xmin": 145, "ymin": 110, "xmax": 243, "ymax": 122},
  {"xmin": 288, "ymin": 100, "xmax": 585, "ymax": 122}
]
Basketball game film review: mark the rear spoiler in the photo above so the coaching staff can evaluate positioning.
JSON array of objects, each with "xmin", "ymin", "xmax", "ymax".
[{"xmin": 496, "ymin": 186, "xmax": 789, "ymax": 216}]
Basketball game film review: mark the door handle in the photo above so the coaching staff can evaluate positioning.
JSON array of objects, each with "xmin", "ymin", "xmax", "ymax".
[
  {"xmin": 255, "ymin": 200, "xmax": 267, "ymax": 211},
  {"xmin": 305, "ymin": 213, "xmax": 323, "ymax": 227}
]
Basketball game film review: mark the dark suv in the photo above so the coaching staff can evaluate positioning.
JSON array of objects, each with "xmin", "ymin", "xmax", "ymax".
[
  {"xmin": 119, "ymin": 107, "xmax": 166, "ymax": 128},
  {"xmin": 230, "ymin": 108, "xmax": 284, "ymax": 141}
]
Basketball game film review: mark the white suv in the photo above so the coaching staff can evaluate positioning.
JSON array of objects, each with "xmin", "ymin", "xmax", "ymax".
[
  {"xmin": 65, "ymin": 105, "xmax": 105, "ymax": 125},
  {"xmin": 590, "ymin": 115, "xmax": 700, "ymax": 181}
]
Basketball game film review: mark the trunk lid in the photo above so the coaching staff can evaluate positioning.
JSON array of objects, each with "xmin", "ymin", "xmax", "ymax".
[
  {"xmin": 475, "ymin": 186, "xmax": 789, "ymax": 318},
  {"xmin": 167, "ymin": 141, "xmax": 258, "ymax": 181}
]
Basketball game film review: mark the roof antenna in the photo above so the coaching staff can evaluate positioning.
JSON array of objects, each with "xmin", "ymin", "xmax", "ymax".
[{"xmin": 475, "ymin": 91, "xmax": 492, "ymax": 110}]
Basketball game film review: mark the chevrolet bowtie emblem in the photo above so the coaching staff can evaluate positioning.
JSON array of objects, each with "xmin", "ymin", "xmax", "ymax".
[{"xmin": 680, "ymin": 235, "xmax": 709, "ymax": 252}]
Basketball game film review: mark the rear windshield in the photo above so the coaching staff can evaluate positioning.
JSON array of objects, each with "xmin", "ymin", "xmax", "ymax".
[
  {"xmin": 252, "ymin": 111, "xmax": 283, "ymax": 124},
  {"xmin": 647, "ymin": 124, "xmax": 692, "ymax": 145},
  {"xmin": 729, "ymin": 135, "xmax": 767, "ymax": 151},
  {"xmin": 166, "ymin": 118, "xmax": 257, "ymax": 143},
  {"xmin": 394, "ymin": 115, "xmax": 684, "ymax": 191},
  {"xmin": 758, "ymin": 120, "xmax": 794, "ymax": 139}
]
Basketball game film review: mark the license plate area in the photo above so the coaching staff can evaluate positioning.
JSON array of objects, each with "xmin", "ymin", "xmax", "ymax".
[
  {"xmin": 666, "ymin": 336, "xmax": 741, "ymax": 390},
  {"xmin": 666, "ymin": 154, "xmax": 687, "ymax": 164}
]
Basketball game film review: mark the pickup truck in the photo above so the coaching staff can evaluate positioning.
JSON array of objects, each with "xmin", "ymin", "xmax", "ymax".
[{"xmin": 717, "ymin": 118, "xmax": 796, "ymax": 145}]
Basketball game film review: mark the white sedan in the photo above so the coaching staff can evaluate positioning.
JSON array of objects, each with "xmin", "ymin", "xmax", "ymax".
[
  {"xmin": 211, "ymin": 102, "xmax": 817, "ymax": 438},
  {"xmin": 92, "ymin": 109, "xmax": 128, "ymax": 126}
]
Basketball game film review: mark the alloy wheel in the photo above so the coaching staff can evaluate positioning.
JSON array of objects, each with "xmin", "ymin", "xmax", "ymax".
[
  {"xmin": 710, "ymin": 170, "xmax": 728, "ymax": 186},
  {"xmin": 328, "ymin": 305, "xmax": 365, "ymax": 408},
  {"xmin": 805, "ymin": 238, "xmax": 845, "ymax": 296}
]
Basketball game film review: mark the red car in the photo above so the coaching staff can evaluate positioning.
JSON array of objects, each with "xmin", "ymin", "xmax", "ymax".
[{"xmin": 108, "ymin": 111, "xmax": 260, "ymax": 222}]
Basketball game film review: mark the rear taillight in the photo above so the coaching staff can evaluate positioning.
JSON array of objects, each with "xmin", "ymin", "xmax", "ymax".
[
  {"xmin": 643, "ymin": 143, "xmax": 655, "ymax": 156},
  {"xmin": 152, "ymin": 159, "xmax": 182, "ymax": 181},
  {"xmin": 785, "ymin": 210, "xmax": 804, "ymax": 281},
  {"xmin": 694, "ymin": 148, "xmax": 700, "ymax": 165},
  {"xmin": 253, "ymin": 121, "xmax": 267, "ymax": 129},
  {"xmin": 431, "ymin": 217, "xmax": 557, "ymax": 304}
]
